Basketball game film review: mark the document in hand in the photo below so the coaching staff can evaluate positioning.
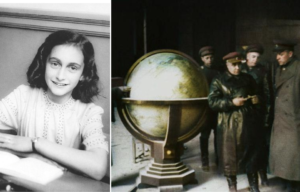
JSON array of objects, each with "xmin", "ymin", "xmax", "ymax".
[{"xmin": 0, "ymin": 151, "xmax": 63, "ymax": 185}]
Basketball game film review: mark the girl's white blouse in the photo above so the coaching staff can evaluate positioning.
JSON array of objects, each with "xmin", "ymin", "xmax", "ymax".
[{"xmin": 0, "ymin": 85, "xmax": 108, "ymax": 152}]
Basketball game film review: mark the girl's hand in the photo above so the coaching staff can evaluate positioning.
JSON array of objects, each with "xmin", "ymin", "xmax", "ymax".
[
  {"xmin": 0, "ymin": 133, "xmax": 32, "ymax": 152},
  {"xmin": 232, "ymin": 97, "xmax": 247, "ymax": 106}
]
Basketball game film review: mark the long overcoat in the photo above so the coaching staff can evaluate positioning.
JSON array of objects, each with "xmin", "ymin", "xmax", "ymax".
[
  {"xmin": 208, "ymin": 71, "xmax": 261, "ymax": 176},
  {"xmin": 240, "ymin": 64, "xmax": 271, "ymax": 124},
  {"xmin": 241, "ymin": 64, "xmax": 271, "ymax": 169},
  {"xmin": 269, "ymin": 58, "xmax": 300, "ymax": 181}
]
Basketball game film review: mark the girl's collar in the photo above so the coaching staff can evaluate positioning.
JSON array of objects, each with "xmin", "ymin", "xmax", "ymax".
[{"xmin": 43, "ymin": 91, "xmax": 75, "ymax": 108}]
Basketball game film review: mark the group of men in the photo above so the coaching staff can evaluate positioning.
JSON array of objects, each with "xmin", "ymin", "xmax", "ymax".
[{"xmin": 198, "ymin": 40, "xmax": 300, "ymax": 192}]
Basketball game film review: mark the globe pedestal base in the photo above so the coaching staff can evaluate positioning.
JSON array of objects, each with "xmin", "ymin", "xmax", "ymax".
[{"xmin": 140, "ymin": 161, "xmax": 196, "ymax": 186}]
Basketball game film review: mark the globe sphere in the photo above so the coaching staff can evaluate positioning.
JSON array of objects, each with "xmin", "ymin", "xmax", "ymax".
[{"xmin": 124, "ymin": 50, "xmax": 208, "ymax": 141}]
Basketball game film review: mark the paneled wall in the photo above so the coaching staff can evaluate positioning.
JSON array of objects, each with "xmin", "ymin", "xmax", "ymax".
[
  {"xmin": 236, "ymin": 0, "xmax": 300, "ymax": 64},
  {"xmin": 0, "ymin": 5, "xmax": 110, "ymax": 133}
]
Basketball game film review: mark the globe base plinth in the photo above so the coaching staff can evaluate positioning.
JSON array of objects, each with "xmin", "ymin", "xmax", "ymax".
[{"xmin": 140, "ymin": 160, "xmax": 196, "ymax": 186}]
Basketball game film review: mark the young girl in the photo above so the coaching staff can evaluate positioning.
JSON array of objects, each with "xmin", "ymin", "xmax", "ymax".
[{"xmin": 0, "ymin": 30, "xmax": 108, "ymax": 180}]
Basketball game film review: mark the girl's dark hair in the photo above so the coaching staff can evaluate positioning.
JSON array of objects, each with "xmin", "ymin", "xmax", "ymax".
[{"xmin": 27, "ymin": 30, "xmax": 99, "ymax": 103}]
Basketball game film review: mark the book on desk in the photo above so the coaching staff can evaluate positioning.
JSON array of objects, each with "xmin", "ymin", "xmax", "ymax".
[{"xmin": 0, "ymin": 151, "xmax": 63, "ymax": 185}]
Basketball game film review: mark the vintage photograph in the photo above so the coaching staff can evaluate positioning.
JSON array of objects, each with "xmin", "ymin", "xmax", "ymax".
[
  {"xmin": 0, "ymin": 3, "xmax": 110, "ymax": 191},
  {"xmin": 111, "ymin": 0, "xmax": 300, "ymax": 191}
]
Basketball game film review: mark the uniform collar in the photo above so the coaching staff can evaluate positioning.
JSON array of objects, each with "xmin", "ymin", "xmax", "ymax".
[
  {"xmin": 246, "ymin": 63, "xmax": 263, "ymax": 70},
  {"xmin": 224, "ymin": 71, "xmax": 241, "ymax": 80},
  {"xmin": 201, "ymin": 65, "xmax": 212, "ymax": 69},
  {"xmin": 280, "ymin": 57, "xmax": 295, "ymax": 69}
]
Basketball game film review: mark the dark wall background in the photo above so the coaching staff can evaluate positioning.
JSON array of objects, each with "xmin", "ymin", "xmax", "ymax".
[
  {"xmin": 112, "ymin": 0, "xmax": 236, "ymax": 78},
  {"xmin": 112, "ymin": 0, "xmax": 300, "ymax": 78},
  {"xmin": 236, "ymin": 0, "xmax": 300, "ymax": 65}
]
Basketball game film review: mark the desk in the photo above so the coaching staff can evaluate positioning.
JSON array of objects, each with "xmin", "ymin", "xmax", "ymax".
[{"xmin": 2, "ymin": 171, "xmax": 109, "ymax": 192}]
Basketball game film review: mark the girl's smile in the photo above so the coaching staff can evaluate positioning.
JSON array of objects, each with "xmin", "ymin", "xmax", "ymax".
[{"xmin": 51, "ymin": 80, "xmax": 69, "ymax": 87}]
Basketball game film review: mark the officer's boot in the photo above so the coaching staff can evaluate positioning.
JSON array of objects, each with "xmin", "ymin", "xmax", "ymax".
[
  {"xmin": 226, "ymin": 175, "xmax": 237, "ymax": 192},
  {"xmin": 258, "ymin": 169, "xmax": 269, "ymax": 186},
  {"xmin": 247, "ymin": 172, "xmax": 260, "ymax": 192},
  {"xmin": 200, "ymin": 138, "xmax": 209, "ymax": 171}
]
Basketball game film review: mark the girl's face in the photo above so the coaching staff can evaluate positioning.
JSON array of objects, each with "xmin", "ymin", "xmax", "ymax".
[{"xmin": 45, "ymin": 44, "xmax": 84, "ymax": 104}]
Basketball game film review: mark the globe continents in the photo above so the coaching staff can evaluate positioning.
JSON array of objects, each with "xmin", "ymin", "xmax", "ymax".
[{"xmin": 124, "ymin": 50, "xmax": 208, "ymax": 141}]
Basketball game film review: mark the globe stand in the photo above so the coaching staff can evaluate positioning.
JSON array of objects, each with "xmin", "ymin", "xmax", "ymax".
[
  {"xmin": 141, "ymin": 105, "xmax": 194, "ymax": 186},
  {"xmin": 141, "ymin": 161, "xmax": 196, "ymax": 186},
  {"xmin": 117, "ymin": 97, "xmax": 208, "ymax": 186}
]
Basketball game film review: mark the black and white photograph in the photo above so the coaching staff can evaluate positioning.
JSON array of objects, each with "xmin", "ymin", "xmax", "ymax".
[{"xmin": 0, "ymin": 2, "xmax": 110, "ymax": 191}]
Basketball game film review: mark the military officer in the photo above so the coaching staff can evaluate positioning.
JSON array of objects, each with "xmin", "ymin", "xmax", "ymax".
[
  {"xmin": 198, "ymin": 46, "xmax": 220, "ymax": 171},
  {"xmin": 241, "ymin": 44, "xmax": 271, "ymax": 186},
  {"xmin": 208, "ymin": 52, "xmax": 261, "ymax": 192},
  {"xmin": 269, "ymin": 40, "xmax": 300, "ymax": 191}
]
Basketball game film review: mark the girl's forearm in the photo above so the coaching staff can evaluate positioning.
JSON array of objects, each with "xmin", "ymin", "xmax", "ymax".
[{"xmin": 35, "ymin": 138, "xmax": 108, "ymax": 180}]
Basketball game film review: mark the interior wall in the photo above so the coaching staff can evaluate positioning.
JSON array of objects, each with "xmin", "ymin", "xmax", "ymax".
[
  {"xmin": 236, "ymin": 0, "xmax": 300, "ymax": 65},
  {"xmin": 112, "ymin": 0, "xmax": 236, "ymax": 78}
]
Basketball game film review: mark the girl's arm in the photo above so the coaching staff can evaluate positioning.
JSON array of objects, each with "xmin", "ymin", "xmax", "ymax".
[
  {"xmin": 35, "ymin": 138, "xmax": 108, "ymax": 181},
  {"xmin": 0, "ymin": 133, "xmax": 108, "ymax": 181}
]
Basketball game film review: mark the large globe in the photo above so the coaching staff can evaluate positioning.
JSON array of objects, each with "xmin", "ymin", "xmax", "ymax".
[{"xmin": 123, "ymin": 50, "xmax": 208, "ymax": 142}]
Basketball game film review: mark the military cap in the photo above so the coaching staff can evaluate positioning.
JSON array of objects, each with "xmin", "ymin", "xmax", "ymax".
[
  {"xmin": 223, "ymin": 52, "xmax": 244, "ymax": 64},
  {"xmin": 273, "ymin": 39, "xmax": 297, "ymax": 52},
  {"xmin": 199, "ymin": 46, "xmax": 214, "ymax": 57},
  {"xmin": 246, "ymin": 44, "xmax": 264, "ymax": 54}
]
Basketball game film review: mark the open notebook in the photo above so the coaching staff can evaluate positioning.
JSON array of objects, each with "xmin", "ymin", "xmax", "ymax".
[{"xmin": 0, "ymin": 151, "xmax": 64, "ymax": 185}]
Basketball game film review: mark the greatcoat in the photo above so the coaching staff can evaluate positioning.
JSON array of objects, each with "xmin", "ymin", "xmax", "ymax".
[
  {"xmin": 269, "ymin": 57, "xmax": 300, "ymax": 181},
  {"xmin": 241, "ymin": 63, "xmax": 271, "ymax": 170},
  {"xmin": 208, "ymin": 71, "xmax": 261, "ymax": 176}
]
